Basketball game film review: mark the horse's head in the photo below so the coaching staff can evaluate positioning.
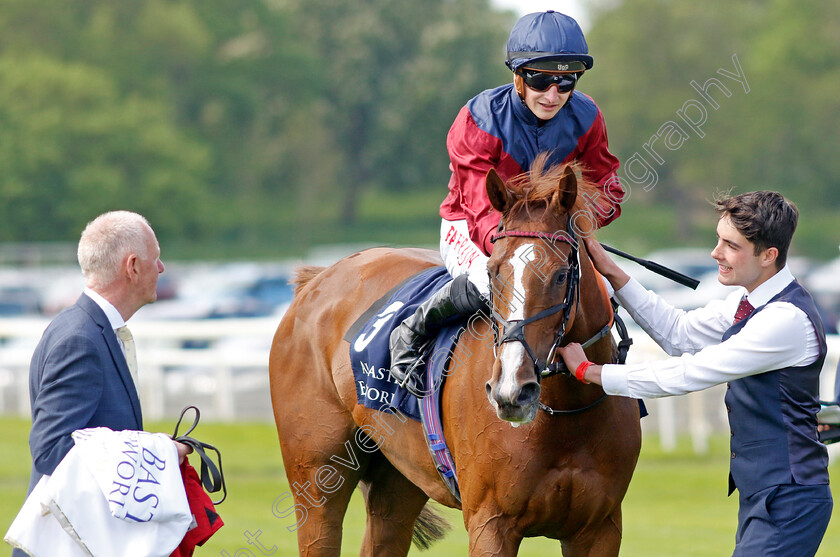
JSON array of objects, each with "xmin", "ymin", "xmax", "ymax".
[{"xmin": 484, "ymin": 155, "xmax": 604, "ymax": 424}]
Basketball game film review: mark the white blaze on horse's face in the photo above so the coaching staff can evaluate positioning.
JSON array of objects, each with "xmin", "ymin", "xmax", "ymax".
[{"xmin": 496, "ymin": 243, "xmax": 535, "ymax": 407}]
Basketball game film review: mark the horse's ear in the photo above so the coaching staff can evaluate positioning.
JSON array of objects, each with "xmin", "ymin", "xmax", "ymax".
[
  {"xmin": 553, "ymin": 165, "xmax": 578, "ymax": 212},
  {"xmin": 485, "ymin": 168, "xmax": 510, "ymax": 213}
]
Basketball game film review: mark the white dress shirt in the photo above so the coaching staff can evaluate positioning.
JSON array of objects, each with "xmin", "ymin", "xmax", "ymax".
[{"xmin": 601, "ymin": 265, "xmax": 820, "ymax": 399}]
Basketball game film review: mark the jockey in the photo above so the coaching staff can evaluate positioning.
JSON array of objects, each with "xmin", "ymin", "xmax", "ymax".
[{"xmin": 390, "ymin": 10, "xmax": 625, "ymax": 392}]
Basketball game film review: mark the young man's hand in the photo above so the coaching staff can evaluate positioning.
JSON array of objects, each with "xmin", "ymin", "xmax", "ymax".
[{"xmin": 584, "ymin": 237, "xmax": 630, "ymax": 290}]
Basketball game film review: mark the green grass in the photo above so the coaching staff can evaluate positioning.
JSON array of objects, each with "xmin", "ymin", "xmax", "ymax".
[{"xmin": 2, "ymin": 417, "xmax": 838, "ymax": 556}]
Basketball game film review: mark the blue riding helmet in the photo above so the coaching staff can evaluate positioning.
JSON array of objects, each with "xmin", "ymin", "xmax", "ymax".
[{"xmin": 505, "ymin": 10, "xmax": 593, "ymax": 73}]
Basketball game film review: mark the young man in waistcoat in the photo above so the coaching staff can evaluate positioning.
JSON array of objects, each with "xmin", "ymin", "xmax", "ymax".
[{"xmin": 559, "ymin": 191, "xmax": 832, "ymax": 556}]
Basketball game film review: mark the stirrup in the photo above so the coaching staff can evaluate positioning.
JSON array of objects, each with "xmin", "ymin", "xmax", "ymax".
[
  {"xmin": 394, "ymin": 339, "xmax": 434, "ymax": 397},
  {"xmin": 396, "ymin": 367, "xmax": 425, "ymax": 398}
]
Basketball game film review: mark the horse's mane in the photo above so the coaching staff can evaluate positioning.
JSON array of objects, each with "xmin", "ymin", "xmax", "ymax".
[
  {"xmin": 504, "ymin": 153, "xmax": 609, "ymax": 235},
  {"xmin": 291, "ymin": 265, "xmax": 325, "ymax": 295}
]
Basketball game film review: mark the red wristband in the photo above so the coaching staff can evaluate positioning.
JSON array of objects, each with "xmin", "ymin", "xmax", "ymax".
[{"xmin": 575, "ymin": 361, "xmax": 594, "ymax": 384}]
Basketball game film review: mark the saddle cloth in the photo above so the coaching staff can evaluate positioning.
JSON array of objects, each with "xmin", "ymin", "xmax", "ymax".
[{"xmin": 345, "ymin": 266, "xmax": 462, "ymax": 422}]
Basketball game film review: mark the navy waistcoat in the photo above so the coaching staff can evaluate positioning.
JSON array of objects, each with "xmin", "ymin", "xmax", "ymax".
[{"xmin": 723, "ymin": 280, "xmax": 829, "ymax": 496}]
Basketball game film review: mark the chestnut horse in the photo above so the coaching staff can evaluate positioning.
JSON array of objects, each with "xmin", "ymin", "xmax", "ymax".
[{"xmin": 269, "ymin": 158, "xmax": 642, "ymax": 556}]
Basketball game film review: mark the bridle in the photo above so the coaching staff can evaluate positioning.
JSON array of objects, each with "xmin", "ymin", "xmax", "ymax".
[{"xmin": 488, "ymin": 218, "xmax": 612, "ymax": 414}]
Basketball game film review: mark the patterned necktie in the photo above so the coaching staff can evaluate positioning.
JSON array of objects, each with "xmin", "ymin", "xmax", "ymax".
[
  {"xmin": 116, "ymin": 326, "xmax": 139, "ymax": 385},
  {"xmin": 733, "ymin": 297, "xmax": 755, "ymax": 324}
]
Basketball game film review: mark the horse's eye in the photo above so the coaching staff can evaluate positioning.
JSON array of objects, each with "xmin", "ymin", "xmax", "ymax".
[{"xmin": 554, "ymin": 269, "xmax": 568, "ymax": 286}]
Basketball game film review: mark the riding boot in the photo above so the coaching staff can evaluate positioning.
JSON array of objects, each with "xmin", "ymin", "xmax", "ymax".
[{"xmin": 389, "ymin": 274, "xmax": 487, "ymax": 395}]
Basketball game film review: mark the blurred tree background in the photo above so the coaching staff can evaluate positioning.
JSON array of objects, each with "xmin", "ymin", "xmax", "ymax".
[{"xmin": 0, "ymin": 0, "xmax": 838, "ymax": 260}]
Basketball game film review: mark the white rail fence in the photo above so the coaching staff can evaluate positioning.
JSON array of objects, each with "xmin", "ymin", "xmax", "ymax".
[
  {"xmin": 627, "ymin": 333, "xmax": 840, "ymax": 454},
  {"xmin": 0, "ymin": 317, "xmax": 279, "ymax": 424},
  {"xmin": 1, "ymin": 317, "xmax": 838, "ymax": 454}
]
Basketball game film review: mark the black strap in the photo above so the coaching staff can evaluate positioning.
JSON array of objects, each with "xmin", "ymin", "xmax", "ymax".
[
  {"xmin": 539, "ymin": 306, "xmax": 633, "ymax": 379},
  {"xmin": 499, "ymin": 303, "xmax": 570, "ymax": 345},
  {"xmin": 611, "ymin": 302, "xmax": 634, "ymax": 365},
  {"xmin": 539, "ymin": 322, "xmax": 612, "ymax": 378},
  {"xmin": 173, "ymin": 406, "xmax": 227, "ymax": 504},
  {"xmin": 539, "ymin": 394, "xmax": 607, "ymax": 416}
]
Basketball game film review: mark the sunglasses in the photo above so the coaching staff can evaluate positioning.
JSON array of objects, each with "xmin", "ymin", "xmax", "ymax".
[{"xmin": 519, "ymin": 70, "xmax": 581, "ymax": 92}]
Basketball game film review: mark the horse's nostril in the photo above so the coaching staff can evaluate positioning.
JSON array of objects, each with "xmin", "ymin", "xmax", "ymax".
[
  {"xmin": 485, "ymin": 382, "xmax": 494, "ymax": 399},
  {"xmin": 516, "ymin": 381, "xmax": 541, "ymax": 406}
]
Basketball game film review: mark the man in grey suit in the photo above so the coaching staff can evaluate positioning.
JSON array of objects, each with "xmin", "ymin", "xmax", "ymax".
[{"xmin": 24, "ymin": 210, "xmax": 189, "ymax": 495}]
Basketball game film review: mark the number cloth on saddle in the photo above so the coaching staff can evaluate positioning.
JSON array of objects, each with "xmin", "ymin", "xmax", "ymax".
[{"xmin": 346, "ymin": 266, "xmax": 463, "ymax": 421}]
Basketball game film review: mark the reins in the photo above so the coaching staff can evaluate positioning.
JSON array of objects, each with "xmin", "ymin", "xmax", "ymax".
[{"xmin": 172, "ymin": 405, "xmax": 227, "ymax": 504}]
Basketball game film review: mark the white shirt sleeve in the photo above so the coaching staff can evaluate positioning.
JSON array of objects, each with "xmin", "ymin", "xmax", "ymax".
[
  {"xmin": 614, "ymin": 278, "xmax": 737, "ymax": 355},
  {"xmin": 603, "ymin": 280, "xmax": 820, "ymax": 399}
]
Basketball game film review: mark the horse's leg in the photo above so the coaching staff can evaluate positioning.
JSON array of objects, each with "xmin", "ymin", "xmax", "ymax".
[
  {"xmin": 357, "ymin": 453, "xmax": 430, "ymax": 557},
  {"xmin": 465, "ymin": 510, "xmax": 523, "ymax": 557},
  {"xmin": 276, "ymin": 399, "xmax": 372, "ymax": 557},
  {"xmin": 281, "ymin": 432, "xmax": 371, "ymax": 556},
  {"xmin": 559, "ymin": 509, "xmax": 623, "ymax": 557}
]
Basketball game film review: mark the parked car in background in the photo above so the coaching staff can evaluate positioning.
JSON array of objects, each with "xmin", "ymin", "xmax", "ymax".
[
  {"xmin": 804, "ymin": 255, "xmax": 840, "ymax": 335},
  {"xmin": 204, "ymin": 273, "xmax": 294, "ymax": 319},
  {"xmin": 135, "ymin": 262, "xmax": 294, "ymax": 321},
  {"xmin": 0, "ymin": 286, "xmax": 42, "ymax": 316}
]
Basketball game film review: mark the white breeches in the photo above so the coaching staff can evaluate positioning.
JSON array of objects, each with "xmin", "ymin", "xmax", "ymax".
[{"xmin": 439, "ymin": 218, "xmax": 490, "ymax": 296}]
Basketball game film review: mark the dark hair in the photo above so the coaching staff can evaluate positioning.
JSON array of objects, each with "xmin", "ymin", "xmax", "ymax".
[{"xmin": 713, "ymin": 191, "xmax": 798, "ymax": 269}]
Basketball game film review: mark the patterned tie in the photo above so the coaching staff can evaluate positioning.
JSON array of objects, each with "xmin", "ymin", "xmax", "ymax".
[
  {"xmin": 116, "ymin": 326, "xmax": 139, "ymax": 386},
  {"xmin": 733, "ymin": 297, "xmax": 755, "ymax": 324}
]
